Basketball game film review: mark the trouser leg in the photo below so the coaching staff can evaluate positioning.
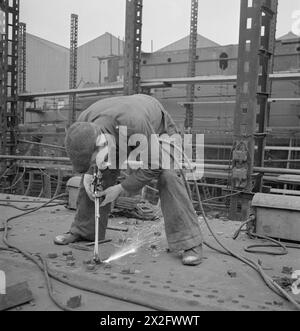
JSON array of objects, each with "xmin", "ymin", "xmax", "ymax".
[
  {"xmin": 158, "ymin": 170, "xmax": 203, "ymax": 251},
  {"xmin": 70, "ymin": 169, "xmax": 120, "ymax": 241}
]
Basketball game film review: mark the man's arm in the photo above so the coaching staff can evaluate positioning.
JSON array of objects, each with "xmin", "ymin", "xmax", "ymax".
[{"xmin": 121, "ymin": 169, "xmax": 161, "ymax": 194}]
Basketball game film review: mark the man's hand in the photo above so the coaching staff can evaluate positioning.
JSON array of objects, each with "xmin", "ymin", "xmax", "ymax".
[
  {"xmin": 98, "ymin": 184, "xmax": 124, "ymax": 207},
  {"xmin": 83, "ymin": 174, "xmax": 95, "ymax": 201}
]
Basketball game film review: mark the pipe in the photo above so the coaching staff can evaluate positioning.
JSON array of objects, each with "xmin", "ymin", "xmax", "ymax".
[
  {"xmin": 0, "ymin": 155, "xmax": 70, "ymax": 162},
  {"xmin": 1, "ymin": 155, "xmax": 300, "ymax": 175},
  {"xmin": 19, "ymin": 140, "xmax": 65, "ymax": 151},
  {"xmin": 203, "ymin": 164, "xmax": 300, "ymax": 176},
  {"xmin": 254, "ymin": 167, "xmax": 300, "ymax": 176}
]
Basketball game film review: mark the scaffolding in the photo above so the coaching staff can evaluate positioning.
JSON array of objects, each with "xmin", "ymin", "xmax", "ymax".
[
  {"xmin": 68, "ymin": 13, "xmax": 78, "ymax": 127},
  {"xmin": 0, "ymin": 0, "xmax": 19, "ymax": 159},
  {"xmin": 123, "ymin": 0, "xmax": 143, "ymax": 96},
  {"xmin": 185, "ymin": 0, "xmax": 199, "ymax": 130}
]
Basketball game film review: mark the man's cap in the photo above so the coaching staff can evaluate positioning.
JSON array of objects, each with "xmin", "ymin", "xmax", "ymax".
[{"xmin": 65, "ymin": 122, "xmax": 99, "ymax": 173}]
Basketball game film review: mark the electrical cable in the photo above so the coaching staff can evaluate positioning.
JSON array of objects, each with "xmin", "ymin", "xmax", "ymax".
[
  {"xmin": 1, "ymin": 163, "xmax": 26, "ymax": 191},
  {"xmin": 232, "ymin": 216, "xmax": 288, "ymax": 256},
  {"xmin": 202, "ymin": 191, "xmax": 241, "ymax": 203},
  {"xmin": 232, "ymin": 217, "xmax": 255, "ymax": 240},
  {"xmin": 0, "ymin": 198, "xmax": 66, "ymax": 204},
  {"xmin": 0, "ymin": 202, "xmax": 65, "ymax": 212},
  {"xmin": 38, "ymin": 167, "xmax": 64, "ymax": 185},
  {"xmin": 39, "ymin": 255, "xmax": 73, "ymax": 311},
  {"xmin": 0, "ymin": 164, "xmax": 16, "ymax": 181},
  {"xmin": 159, "ymin": 137, "xmax": 300, "ymax": 310}
]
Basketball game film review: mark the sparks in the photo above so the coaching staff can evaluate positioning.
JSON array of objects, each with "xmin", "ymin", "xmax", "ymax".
[
  {"xmin": 103, "ymin": 245, "xmax": 138, "ymax": 264},
  {"xmin": 103, "ymin": 222, "xmax": 164, "ymax": 264}
]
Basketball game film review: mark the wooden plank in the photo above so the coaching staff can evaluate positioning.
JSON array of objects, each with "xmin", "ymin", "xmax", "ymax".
[{"xmin": 0, "ymin": 282, "xmax": 33, "ymax": 311}]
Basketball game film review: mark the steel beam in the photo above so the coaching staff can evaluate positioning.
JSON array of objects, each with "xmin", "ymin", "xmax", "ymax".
[
  {"xmin": 18, "ymin": 73, "xmax": 300, "ymax": 100},
  {"xmin": 256, "ymin": 0, "xmax": 278, "ymax": 178},
  {"xmin": 18, "ymin": 139, "xmax": 65, "ymax": 151},
  {"xmin": 18, "ymin": 22, "xmax": 26, "ymax": 125},
  {"xmin": 18, "ymin": 82, "xmax": 169, "ymax": 100},
  {"xmin": 123, "ymin": 0, "xmax": 143, "ymax": 95},
  {"xmin": 179, "ymin": 98, "xmax": 300, "ymax": 105},
  {"xmin": 0, "ymin": 155, "xmax": 70, "ymax": 162},
  {"xmin": 230, "ymin": 0, "xmax": 278, "ymax": 222},
  {"xmin": 141, "ymin": 72, "xmax": 300, "ymax": 85},
  {"xmin": 185, "ymin": 0, "xmax": 199, "ymax": 129},
  {"xmin": 68, "ymin": 14, "xmax": 78, "ymax": 127},
  {"xmin": 18, "ymin": 22, "xmax": 26, "ymax": 93},
  {"xmin": 0, "ymin": 0, "xmax": 19, "ymax": 164}
]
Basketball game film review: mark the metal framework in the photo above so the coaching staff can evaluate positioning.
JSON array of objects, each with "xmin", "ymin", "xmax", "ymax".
[
  {"xmin": 185, "ymin": 0, "xmax": 199, "ymax": 129},
  {"xmin": 230, "ymin": 0, "xmax": 278, "ymax": 221},
  {"xmin": 68, "ymin": 13, "xmax": 78, "ymax": 127},
  {"xmin": 123, "ymin": 0, "xmax": 143, "ymax": 96},
  {"xmin": 0, "ymin": 0, "xmax": 19, "ymax": 159}
]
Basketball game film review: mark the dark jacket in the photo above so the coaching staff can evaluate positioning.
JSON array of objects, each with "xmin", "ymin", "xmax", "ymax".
[{"xmin": 78, "ymin": 94, "xmax": 177, "ymax": 192}]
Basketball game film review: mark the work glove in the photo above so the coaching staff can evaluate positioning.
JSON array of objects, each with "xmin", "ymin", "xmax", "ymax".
[
  {"xmin": 98, "ymin": 184, "xmax": 124, "ymax": 207},
  {"xmin": 83, "ymin": 174, "xmax": 95, "ymax": 201}
]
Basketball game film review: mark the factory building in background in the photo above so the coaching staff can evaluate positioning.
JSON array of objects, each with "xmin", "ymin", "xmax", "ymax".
[{"xmin": 23, "ymin": 30, "xmax": 300, "ymax": 134}]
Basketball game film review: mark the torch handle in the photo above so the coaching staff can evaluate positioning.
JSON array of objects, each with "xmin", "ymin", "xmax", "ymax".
[{"xmin": 93, "ymin": 196, "xmax": 101, "ymax": 263}]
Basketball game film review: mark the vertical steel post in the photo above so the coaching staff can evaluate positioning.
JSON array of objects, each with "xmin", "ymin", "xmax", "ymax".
[
  {"xmin": 123, "ymin": 0, "xmax": 143, "ymax": 96},
  {"xmin": 255, "ymin": 0, "xmax": 278, "ymax": 174},
  {"xmin": 0, "ymin": 0, "xmax": 19, "ymax": 158},
  {"xmin": 68, "ymin": 13, "xmax": 78, "ymax": 127},
  {"xmin": 185, "ymin": 0, "xmax": 199, "ymax": 130},
  {"xmin": 18, "ymin": 22, "xmax": 26, "ymax": 93},
  {"xmin": 18, "ymin": 22, "xmax": 26, "ymax": 124},
  {"xmin": 230, "ymin": 0, "xmax": 278, "ymax": 221}
]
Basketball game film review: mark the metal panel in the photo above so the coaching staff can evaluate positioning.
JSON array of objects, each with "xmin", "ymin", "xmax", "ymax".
[
  {"xmin": 253, "ymin": 193, "xmax": 300, "ymax": 242},
  {"xmin": 256, "ymin": 208, "xmax": 300, "ymax": 242},
  {"xmin": 252, "ymin": 193, "xmax": 300, "ymax": 211}
]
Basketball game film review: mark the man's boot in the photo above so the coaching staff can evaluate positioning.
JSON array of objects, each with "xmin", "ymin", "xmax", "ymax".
[
  {"xmin": 54, "ymin": 232, "xmax": 83, "ymax": 245},
  {"xmin": 182, "ymin": 245, "xmax": 203, "ymax": 266}
]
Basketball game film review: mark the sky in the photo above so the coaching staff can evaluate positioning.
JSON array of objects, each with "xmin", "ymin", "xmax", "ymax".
[{"xmin": 20, "ymin": 0, "xmax": 300, "ymax": 52}]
